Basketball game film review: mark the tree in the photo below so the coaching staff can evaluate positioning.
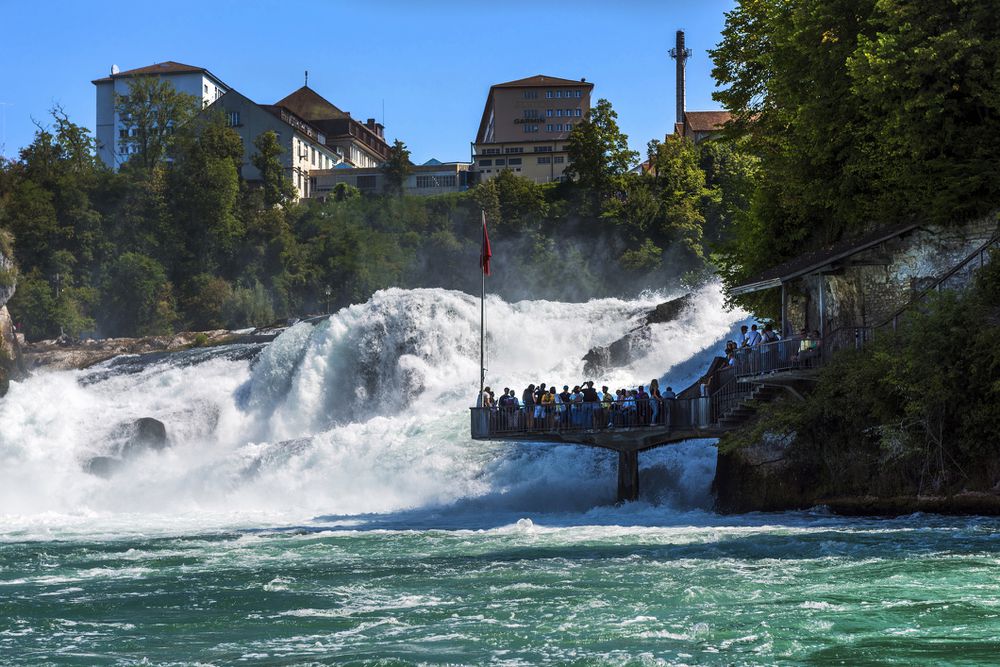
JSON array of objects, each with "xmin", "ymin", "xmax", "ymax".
[
  {"xmin": 382, "ymin": 139, "xmax": 412, "ymax": 196},
  {"xmin": 115, "ymin": 77, "xmax": 198, "ymax": 172},
  {"xmin": 251, "ymin": 130, "xmax": 296, "ymax": 208},
  {"xmin": 564, "ymin": 98, "xmax": 638, "ymax": 214},
  {"xmin": 101, "ymin": 252, "xmax": 177, "ymax": 336},
  {"xmin": 168, "ymin": 114, "xmax": 244, "ymax": 274}
]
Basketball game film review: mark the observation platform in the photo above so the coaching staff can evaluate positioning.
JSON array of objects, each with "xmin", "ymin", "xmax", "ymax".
[{"xmin": 471, "ymin": 339, "xmax": 831, "ymax": 503}]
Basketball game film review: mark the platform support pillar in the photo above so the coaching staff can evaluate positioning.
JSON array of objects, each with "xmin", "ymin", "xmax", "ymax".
[{"xmin": 617, "ymin": 450, "xmax": 640, "ymax": 503}]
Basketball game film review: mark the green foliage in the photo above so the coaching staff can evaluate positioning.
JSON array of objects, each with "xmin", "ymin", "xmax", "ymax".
[
  {"xmin": 564, "ymin": 98, "xmax": 638, "ymax": 214},
  {"xmin": 192, "ymin": 332, "xmax": 209, "ymax": 347},
  {"xmin": 382, "ymin": 139, "xmax": 413, "ymax": 196},
  {"xmin": 115, "ymin": 77, "xmax": 199, "ymax": 172},
  {"xmin": 101, "ymin": 253, "xmax": 177, "ymax": 337},
  {"xmin": 224, "ymin": 281, "xmax": 274, "ymax": 328},
  {"xmin": 711, "ymin": 0, "xmax": 1000, "ymax": 315},
  {"xmin": 251, "ymin": 130, "xmax": 296, "ymax": 208},
  {"xmin": 331, "ymin": 182, "xmax": 360, "ymax": 202}
]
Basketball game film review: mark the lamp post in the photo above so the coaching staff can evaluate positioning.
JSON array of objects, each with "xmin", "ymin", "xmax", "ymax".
[{"xmin": 324, "ymin": 285, "xmax": 332, "ymax": 314}]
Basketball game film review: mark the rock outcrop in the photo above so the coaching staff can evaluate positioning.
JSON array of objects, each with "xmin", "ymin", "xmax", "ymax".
[
  {"xmin": 583, "ymin": 294, "xmax": 694, "ymax": 376},
  {"xmin": 22, "ymin": 329, "xmax": 238, "ymax": 371},
  {"xmin": 83, "ymin": 417, "xmax": 169, "ymax": 477},
  {"xmin": 0, "ymin": 240, "xmax": 23, "ymax": 396}
]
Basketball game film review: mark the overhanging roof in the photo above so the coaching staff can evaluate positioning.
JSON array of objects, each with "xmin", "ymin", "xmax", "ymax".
[{"xmin": 730, "ymin": 222, "xmax": 921, "ymax": 296}]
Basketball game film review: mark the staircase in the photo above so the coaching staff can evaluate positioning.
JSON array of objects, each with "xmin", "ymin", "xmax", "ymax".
[{"xmin": 717, "ymin": 384, "xmax": 783, "ymax": 430}]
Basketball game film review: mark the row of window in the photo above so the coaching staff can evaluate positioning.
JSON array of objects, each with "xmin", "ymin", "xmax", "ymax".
[
  {"xmin": 478, "ymin": 145, "xmax": 559, "ymax": 156},
  {"xmin": 524, "ymin": 89, "xmax": 584, "ymax": 99},
  {"xmin": 523, "ymin": 123, "xmax": 575, "ymax": 134},
  {"xmin": 479, "ymin": 156, "xmax": 563, "ymax": 167},
  {"xmin": 415, "ymin": 175, "xmax": 458, "ymax": 188},
  {"xmin": 521, "ymin": 109, "xmax": 582, "ymax": 119}
]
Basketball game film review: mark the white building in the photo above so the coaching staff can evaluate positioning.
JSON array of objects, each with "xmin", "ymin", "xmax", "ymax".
[
  {"xmin": 207, "ymin": 89, "xmax": 344, "ymax": 200},
  {"xmin": 93, "ymin": 61, "xmax": 229, "ymax": 169},
  {"xmin": 311, "ymin": 159, "xmax": 472, "ymax": 198}
]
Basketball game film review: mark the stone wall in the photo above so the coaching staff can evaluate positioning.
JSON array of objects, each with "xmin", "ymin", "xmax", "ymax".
[{"xmin": 785, "ymin": 216, "xmax": 998, "ymax": 333}]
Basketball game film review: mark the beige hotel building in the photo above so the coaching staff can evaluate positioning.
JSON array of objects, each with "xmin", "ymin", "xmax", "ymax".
[{"xmin": 473, "ymin": 75, "xmax": 593, "ymax": 184}]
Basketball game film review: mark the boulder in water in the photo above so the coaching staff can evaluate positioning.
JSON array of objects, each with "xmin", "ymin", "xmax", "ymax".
[
  {"xmin": 582, "ymin": 294, "xmax": 695, "ymax": 376},
  {"xmin": 119, "ymin": 417, "xmax": 168, "ymax": 459},
  {"xmin": 84, "ymin": 456, "xmax": 124, "ymax": 478}
]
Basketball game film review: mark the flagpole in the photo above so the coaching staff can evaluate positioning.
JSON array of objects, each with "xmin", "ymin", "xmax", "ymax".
[{"xmin": 480, "ymin": 210, "xmax": 486, "ymax": 400}]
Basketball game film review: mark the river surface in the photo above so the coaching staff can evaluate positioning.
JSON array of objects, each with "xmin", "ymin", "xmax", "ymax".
[{"xmin": 2, "ymin": 286, "xmax": 997, "ymax": 665}]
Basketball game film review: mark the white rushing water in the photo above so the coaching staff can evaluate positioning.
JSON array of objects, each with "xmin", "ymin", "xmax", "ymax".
[{"xmin": 0, "ymin": 284, "xmax": 745, "ymax": 537}]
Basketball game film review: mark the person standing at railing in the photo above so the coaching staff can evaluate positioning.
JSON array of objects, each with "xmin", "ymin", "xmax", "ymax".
[
  {"xmin": 522, "ymin": 384, "xmax": 535, "ymax": 429},
  {"xmin": 746, "ymin": 324, "xmax": 762, "ymax": 347},
  {"xmin": 662, "ymin": 386, "xmax": 675, "ymax": 426},
  {"xmin": 540, "ymin": 385, "xmax": 555, "ymax": 428},
  {"xmin": 649, "ymin": 379, "xmax": 663, "ymax": 425},
  {"xmin": 581, "ymin": 381, "xmax": 600, "ymax": 428}
]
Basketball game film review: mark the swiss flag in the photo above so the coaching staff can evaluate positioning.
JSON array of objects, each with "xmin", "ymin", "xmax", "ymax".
[{"xmin": 479, "ymin": 211, "xmax": 492, "ymax": 276}]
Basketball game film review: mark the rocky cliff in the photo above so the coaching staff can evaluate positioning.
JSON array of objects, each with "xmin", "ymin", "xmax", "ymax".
[
  {"xmin": 582, "ymin": 294, "xmax": 694, "ymax": 376},
  {"xmin": 0, "ymin": 238, "xmax": 23, "ymax": 396}
]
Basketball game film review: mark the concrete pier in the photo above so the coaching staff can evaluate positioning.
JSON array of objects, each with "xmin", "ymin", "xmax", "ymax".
[{"xmin": 473, "ymin": 424, "xmax": 724, "ymax": 503}]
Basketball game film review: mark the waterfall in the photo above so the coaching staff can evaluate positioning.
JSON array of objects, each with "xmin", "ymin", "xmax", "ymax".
[{"xmin": 0, "ymin": 284, "xmax": 745, "ymax": 530}]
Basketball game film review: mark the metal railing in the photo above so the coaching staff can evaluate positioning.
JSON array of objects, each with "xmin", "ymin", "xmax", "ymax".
[
  {"xmin": 730, "ymin": 338, "xmax": 824, "ymax": 378},
  {"xmin": 470, "ymin": 396, "xmax": 713, "ymax": 440}
]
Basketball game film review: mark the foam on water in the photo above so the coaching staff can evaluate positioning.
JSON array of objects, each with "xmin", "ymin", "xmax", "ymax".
[{"xmin": 0, "ymin": 283, "xmax": 745, "ymax": 537}]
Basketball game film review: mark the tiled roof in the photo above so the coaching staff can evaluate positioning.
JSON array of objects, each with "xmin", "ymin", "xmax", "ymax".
[
  {"xmin": 731, "ymin": 222, "xmax": 921, "ymax": 295},
  {"xmin": 684, "ymin": 111, "xmax": 733, "ymax": 132},
  {"xmin": 493, "ymin": 74, "xmax": 593, "ymax": 89},
  {"xmin": 274, "ymin": 86, "xmax": 348, "ymax": 121},
  {"xmin": 92, "ymin": 61, "xmax": 218, "ymax": 84}
]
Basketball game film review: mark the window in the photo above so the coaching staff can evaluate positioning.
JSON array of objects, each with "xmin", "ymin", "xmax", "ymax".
[
  {"xmin": 546, "ymin": 109, "xmax": 553, "ymax": 117},
  {"xmin": 204, "ymin": 84, "xmax": 209, "ymax": 93},
  {"xmin": 522, "ymin": 124, "xmax": 538, "ymax": 133},
  {"xmin": 556, "ymin": 109, "xmax": 562, "ymax": 117},
  {"xmin": 479, "ymin": 159, "xmax": 492, "ymax": 166},
  {"xmin": 227, "ymin": 111, "xmax": 241, "ymax": 127},
  {"xmin": 483, "ymin": 148, "xmax": 501, "ymax": 155},
  {"xmin": 357, "ymin": 175, "xmax": 377, "ymax": 189},
  {"xmin": 312, "ymin": 148, "xmax": 317, "ymax": 166},
  {"xmin": 545, "ymin": 91, "xmax": 553, "ymax": 98},
  {"xmin": 556, "ymin": 124, "xmax": 563, "ymax": 131},
  {"xmin": 508, "ymin": 157, "xmax": 522, "ymax": 165},
  {"xmin": 537, "ymin": 157, "xmax": 551, "ymax": 164},
  {"xmin": 416, "ymin": 175, "xmax": 435, "ymax": 188},
  {"xmin": 554, "ymin": 156, "xmax": 565, "ymax": 164},
  {"xmin": 555, "ymin": 90, "xmax": 562, "ymax": 98},
  {"xmin": 523, "ymin": 90, "xmax": 538, "ymax": 99},
  {"xmin": 565, "ymin": 122, "xmax": 572, "ymax": 130},
  {"xmin": 533, "ymin": 146, "xmax": 552, "ymax": 152},
  {"xmin": 522, "ymin": 109, "xmax": 539, "ymax": 119},
  {"xmin": 575, "ymin": 108, "xmax": 582, "ymax": 117},
  {"xmin": 495, "ymin": 158, "xmax": 506, "ymax": 166},
  {"xmin": 546, "ymin": 124, "xmax": 554, "ymax": 132},
  {"xmin": 504, "ymin": 147, "xmax": 523, "ymax": 154},
  {"xmin": 119, "ymin": 128, "xmax": 127, "ymax": 138},
  {"xmin": 575, "ymin": 90, "xmax": 582, "ymax": 98}
]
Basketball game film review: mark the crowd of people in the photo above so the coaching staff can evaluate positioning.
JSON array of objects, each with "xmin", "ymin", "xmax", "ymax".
[
  {"xmin": 474, "ymin": 322, "xmax": 826, "ymax": 435},
  {"xmin": 477, "ymin": 379, "xmax": 679, "ymax": 432},
  {"xmin": 724, "ymin": 323, "xmax": 823, "ymax": 370}
]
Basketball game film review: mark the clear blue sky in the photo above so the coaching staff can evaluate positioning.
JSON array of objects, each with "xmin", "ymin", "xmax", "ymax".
[{"xmin": 0, "ymin": 0, "xmax": 735, "ymax": 164}]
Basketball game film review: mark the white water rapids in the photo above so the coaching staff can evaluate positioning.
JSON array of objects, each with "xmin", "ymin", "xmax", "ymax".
[{"xmin": 0, "ymin": 284, "xmax": 745, "ymax": 535}]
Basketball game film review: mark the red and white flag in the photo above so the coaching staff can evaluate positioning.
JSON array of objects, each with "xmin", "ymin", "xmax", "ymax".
[{"xmin": 479, "ymin": 211, "xmax": 492, "ymax": 276}]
